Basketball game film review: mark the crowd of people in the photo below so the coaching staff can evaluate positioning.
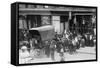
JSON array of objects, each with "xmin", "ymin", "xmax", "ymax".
[
  {"xmin": 44, "ymin": 30, "xmax": 96, "ymax": 61},
  {"xmin": 19, "ymin": 28, "xmax": 96, "ymax": 62}
]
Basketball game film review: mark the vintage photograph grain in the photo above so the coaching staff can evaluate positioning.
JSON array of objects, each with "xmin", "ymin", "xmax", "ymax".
[{"xmin": 18, "ymin": 3, "xmax": 96, "ymax": 64}]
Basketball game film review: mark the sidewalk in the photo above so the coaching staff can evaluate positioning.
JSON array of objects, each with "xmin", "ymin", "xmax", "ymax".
[
  {"xmin": 64, "ymin": 46, "xmax": 96, "ymax": 61},
  {"xmin": 77, "ymin": 47, "xmax": 96, "ymax": 54}
]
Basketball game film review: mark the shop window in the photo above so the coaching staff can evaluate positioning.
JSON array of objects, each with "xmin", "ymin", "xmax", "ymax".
[
  {"xmin": 60, "ymin": 16, "xmax": 68, "ymax": 22},
  {"xmin": 27, "ymin": 15, "xmax": 41, "ymax": 28},
  {"xmin": 41, "ymin": 15, "xmax": 51, "ymax": 26},
  {"xmin": 69, "ymin": 15, "xmax": 94, "ymax": 34},
  {"xmin": 19, "ymin": 16, "xmax": 27, "ymax": 29}
]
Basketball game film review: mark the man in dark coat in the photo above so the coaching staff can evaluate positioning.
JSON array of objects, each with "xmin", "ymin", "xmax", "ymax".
[
  {"xmin": 44, "ymin": 41, "xmax": 50, "ymax": 58},
  {"xmin": 50, "ymin": 40, "xmax": 56, "ymax": 61}
]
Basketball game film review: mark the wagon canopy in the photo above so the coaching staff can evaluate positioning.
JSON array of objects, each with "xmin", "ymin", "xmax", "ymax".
[{"xmin": 29, "ymin": 25, "xmax": 55, "ymax": 41}]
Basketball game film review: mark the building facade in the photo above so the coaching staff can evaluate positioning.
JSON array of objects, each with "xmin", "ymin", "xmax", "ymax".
[{"xmin": 18, "ymin": 4, "xmax": 96, "ymax": 35}]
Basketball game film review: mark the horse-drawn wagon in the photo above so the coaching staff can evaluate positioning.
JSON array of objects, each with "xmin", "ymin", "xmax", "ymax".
[{"xmin": 29, "ymin": 25, "xmax": 56, "ymax": 57}]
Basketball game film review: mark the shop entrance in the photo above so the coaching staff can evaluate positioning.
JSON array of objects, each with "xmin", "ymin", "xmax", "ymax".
[
  {"xmin": 52, "ymin": 16, "xmax": 69, "ymax": 34},
  {"xmin": 52, "ymin": 16, "xmax": 60, "ymax": 34},
  {"xmin": 27, "ymin": 15, "xmax": 41, "ymax": 29},
  {"xmin": 60, "ymin": 16, "xmax": 69, "ymax": 34},
  {"xmin": 69, "ymin": 15, "xmax": 93, "ymax": 35}
]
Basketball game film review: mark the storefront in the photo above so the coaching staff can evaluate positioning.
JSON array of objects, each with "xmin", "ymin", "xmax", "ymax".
[
  {"xmin": 19, "ymin": 4, "xmax": 96, "ymax": 35},
  {"xmin": 69, "ymin": 12, "xmax": 96, "ymax": 35}
]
